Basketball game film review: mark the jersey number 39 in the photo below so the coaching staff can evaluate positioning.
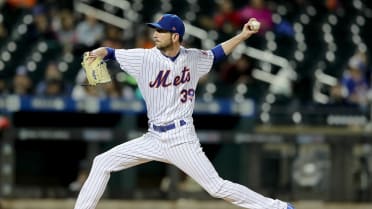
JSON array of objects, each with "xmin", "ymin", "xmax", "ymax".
[{"xmin": 180, "ymin": 88, "xmax": 195, "ymax": 103}]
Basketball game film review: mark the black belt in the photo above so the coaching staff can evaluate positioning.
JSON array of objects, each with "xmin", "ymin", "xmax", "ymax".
[{"xmin": 152, "ymin": 120, "xmax": 186, "ymax": 132}]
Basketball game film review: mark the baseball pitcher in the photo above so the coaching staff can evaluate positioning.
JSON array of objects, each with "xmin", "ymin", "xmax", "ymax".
[{"xmin": 75, "ymin": 14, "xmax": 295, "ymax": 209}]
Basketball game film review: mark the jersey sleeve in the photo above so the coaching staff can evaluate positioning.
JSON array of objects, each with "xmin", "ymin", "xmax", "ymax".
[
  {"xmin": 115, "ymin": 48, "xmax": 145, "ymax": 79},
  {"xmin": 195, "ymin": 49, "xmax": 214, "ymax": 77}
]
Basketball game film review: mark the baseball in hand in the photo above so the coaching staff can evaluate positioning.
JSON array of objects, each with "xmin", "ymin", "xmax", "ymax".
[{"xmin": 249, "ymin": 20, "xmax": 261, "ymax": 31}]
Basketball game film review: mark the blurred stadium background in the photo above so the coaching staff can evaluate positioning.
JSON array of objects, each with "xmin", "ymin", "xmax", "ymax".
[{"xmin": 1, "ymin": 0, "xmax": 372, "ymax": 208}]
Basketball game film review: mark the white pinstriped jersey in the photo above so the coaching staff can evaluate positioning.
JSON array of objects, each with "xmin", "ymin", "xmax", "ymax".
[
  {"xmin": 74, "ymin": 46, "xmax": 289, "ymax": 209},
  {"xmin": 115, "ymin": 46, "xmax": 214, "ymax": 125}
]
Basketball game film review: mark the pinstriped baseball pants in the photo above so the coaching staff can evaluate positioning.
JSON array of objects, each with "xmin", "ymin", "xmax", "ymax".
[{"xmin": 73, "ymin": 124, "xmax": 287, "ymax": 209}]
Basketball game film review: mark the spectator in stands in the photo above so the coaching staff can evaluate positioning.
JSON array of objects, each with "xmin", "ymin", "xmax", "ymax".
[
  {"xmin": 43, "ymin": 78, "xmax": 66, "ymax": 97},
  {"xmin": 330, "ymin": 51, "xmax": 369, "ymax": 110},
  {"xmin": 101, "ymin": 24, "xmax": 124, "ymax": 49},
  {"xmin": 55, "ymin": 9, "xmax": 77, "ymax": 54},
  {"xmin": 0, "ymin": 22, "xmax": 8, "ymax": 41},
  {"xmin": 0, "ymin": 76, "xmax": 9, "ymax": 96},
  {"xmin": 74, "ymin": 14, "xmax": 105, "ymax": 54},
  {"xmin": 35, "ymin": 61, "xmax": 72, "ymax": 97},
  {"xmin": 219, "ymin": 54, "xmax": 254, "ymax": 85},
  {"xmin": 101, "ymin": 78, "xmax": 123, "ymax": 99},
  {"xmin": 118, "ymin": 72, "xmax": 142, "ymax": 100},
  {"xmin": 10, "ymin": 65, "xmax": 33, "ymax": 95},
  {"xmin": 135, "ymin": 27, "xmax": 154, "ymax": 49},
  {"xmin": 325, "ymin": 0, "xmax": 340, "ymax": 11},
  {"xmin": 238, "ymin": 0, "xmax": 274, "ymax": 35},
  {"xmin": 214, "ymin": 0, "xmax": 242, "ymax": 31},
  {"xmin": 199, "ymin": 0, "xmax": 242, "ymax": 40},
  {"xmin": 6, "ymin": 0, "xmax": 37, "ymax": 9},
  {"xmin": 27, "ymin": 4, "xmax": 57, "ymax": 42}
]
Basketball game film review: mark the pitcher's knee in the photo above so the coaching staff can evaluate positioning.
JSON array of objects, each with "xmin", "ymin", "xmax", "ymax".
[
  {"xmin": 205, "ymin": 179, "xmax": 227, "ymax": 199},
  {"xmin": 91, "ymin": 153, "xmax": 111, "ymax": 172},
  {"xmin": 208, "ymin": 188, "xmax": 225, "ymax": 199}
]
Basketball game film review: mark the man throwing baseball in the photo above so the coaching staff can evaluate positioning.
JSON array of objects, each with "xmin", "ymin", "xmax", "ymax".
[{"xmin": 74, "ymin": 14, "xmax": 295, "ymax": 209}]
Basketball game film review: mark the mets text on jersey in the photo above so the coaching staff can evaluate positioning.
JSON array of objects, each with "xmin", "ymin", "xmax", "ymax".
[{"xmin": 149, "ymin": 66, "xmax": 191, "ymax": 88}]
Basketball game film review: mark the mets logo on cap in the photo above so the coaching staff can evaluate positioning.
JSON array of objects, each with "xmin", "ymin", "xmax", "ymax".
[{"xmin": 147, "ymin": 14, "xmax": 185, "ymax": 37}]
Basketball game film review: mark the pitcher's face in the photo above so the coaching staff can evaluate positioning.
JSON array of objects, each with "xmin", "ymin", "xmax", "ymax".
[{"xmin": 153, "ymin": 29, "xmax": 180, "ymax": 51}]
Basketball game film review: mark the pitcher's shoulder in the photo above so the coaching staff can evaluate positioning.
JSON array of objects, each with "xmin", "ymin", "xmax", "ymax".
[{"xmin": 183, "ymin": 47, "xmax": 211, "ymax": 56}]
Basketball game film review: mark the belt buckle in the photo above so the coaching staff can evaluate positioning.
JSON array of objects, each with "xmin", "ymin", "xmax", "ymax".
[
  {"xmin": 153, "ymin": 123, "xmax": 173, "ymax": 132},
  {"xmin": 180, "ymin": 120, "xmax": 186, "ymax": 126},
  {"xmin": 153, "ymin": 124, "xmax": 163, "ymax": 132}
]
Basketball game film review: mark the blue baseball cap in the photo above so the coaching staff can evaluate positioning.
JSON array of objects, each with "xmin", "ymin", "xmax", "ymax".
[{"xmin": 147, "ymin": 14, "xmax": 185, "ymax": 37}]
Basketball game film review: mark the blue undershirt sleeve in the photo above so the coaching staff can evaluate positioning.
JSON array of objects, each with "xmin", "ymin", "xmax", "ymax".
[
  {"xmin": 211, "ymin": 44, "xmax": 226, "ymax": 64},
  {"xmin": 104, "ymin": 47, "xmax": 116, "ymax": 61}
]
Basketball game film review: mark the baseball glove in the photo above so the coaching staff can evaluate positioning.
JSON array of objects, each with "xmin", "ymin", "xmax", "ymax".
[{"xmin": 81, "ymin": 52, "xmax": 112, "ymax": 86}]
